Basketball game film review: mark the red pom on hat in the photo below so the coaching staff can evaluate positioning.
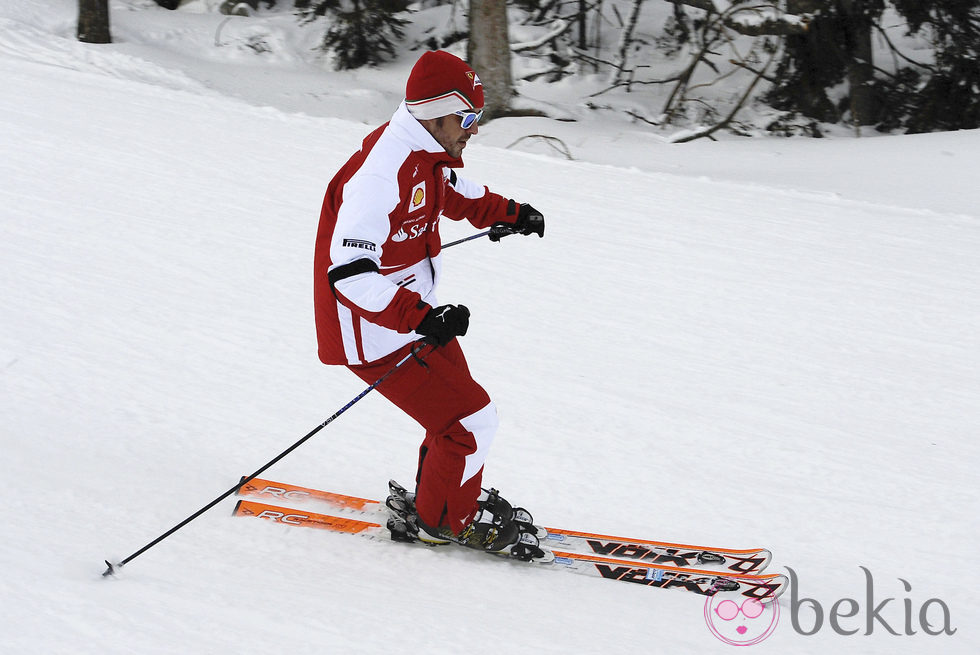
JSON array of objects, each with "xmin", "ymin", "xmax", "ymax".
[{"xmin": 405, "ymin": 51, "xmax": 484, "ymax": 120}]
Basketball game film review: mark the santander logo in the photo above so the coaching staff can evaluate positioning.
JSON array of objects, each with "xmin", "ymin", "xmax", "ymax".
[{"xmin": 392, "ymin": 221, "xmax": 430, "ymax": 243}]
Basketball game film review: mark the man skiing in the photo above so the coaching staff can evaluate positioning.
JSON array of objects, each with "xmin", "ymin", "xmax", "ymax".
[{"xmin": 313, "ymin": 50, "xmax": 545, "ymax": 555}]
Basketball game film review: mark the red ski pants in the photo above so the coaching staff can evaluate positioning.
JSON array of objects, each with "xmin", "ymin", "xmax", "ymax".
[{"xmin": 348, "ymin": 340, "xmax": 497, "ymax": 535}]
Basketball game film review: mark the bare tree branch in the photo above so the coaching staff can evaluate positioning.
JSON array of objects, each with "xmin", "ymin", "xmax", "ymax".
[
  {"xmin": 506, "ymin": 134, "xmax": 574, "ymax": 159},
  {"xmin": 673, "ymin": 0, "xmax": 809, "ymax": 35},
  {"xmin": 669, "ymin": 46, "xmax": 777, "ymax": 142},
  {"xmin": 511, "ymin": 19, "xmax": 572, "ymax": 53},
  {"xmin": 729, "ymin": 57, "xmax": 779, "ymax": 84}
]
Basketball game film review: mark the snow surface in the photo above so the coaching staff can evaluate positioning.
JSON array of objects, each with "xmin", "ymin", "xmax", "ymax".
[{"xmin": 2, "ymin": 2, "xmax": 979, "ymax": 653}]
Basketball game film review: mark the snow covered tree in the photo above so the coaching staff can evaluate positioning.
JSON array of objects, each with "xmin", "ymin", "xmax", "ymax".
[
  {"xmin": 765, "ymin": 1, "xmax": 883, "ymax": 127},
  {"xmin": 767, "ymin": 0, "xmax": 979, "ymax": 133},
  {"xmin": 888, "ymin": 0, "xmax": 980, "ymax": 132},
  {"xmin": 468, "ymin": 0, "xmax": 513, "ymax": 118},
  {"xmin": 77, "ymin": 0, "xmax": 111, "ymax": 44},
  {"xmin": 304, "ymin": 0, "xmax": 410, "ymax": 70}
]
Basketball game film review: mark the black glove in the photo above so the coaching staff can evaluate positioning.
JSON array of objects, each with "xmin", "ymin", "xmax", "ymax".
[
  {"xmin": 489, "ymin": 203, "xmax": 545, "ymax": 242},
  {"xmin": 415, "ymin": 304, "xmax": 470, "ymax": 346}
]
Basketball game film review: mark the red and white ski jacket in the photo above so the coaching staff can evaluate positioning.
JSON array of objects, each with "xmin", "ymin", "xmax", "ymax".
[{"xmin": 314, "ymin": 102, "xmax": 519, "ymax": 366}]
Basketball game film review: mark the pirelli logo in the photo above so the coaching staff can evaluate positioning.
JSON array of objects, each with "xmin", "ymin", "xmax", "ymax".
[{"xmin": 342, "ymin": 238, "xmax": 376, "ymax": 251}]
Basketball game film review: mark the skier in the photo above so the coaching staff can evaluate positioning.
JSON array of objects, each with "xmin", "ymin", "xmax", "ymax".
[{"xmin": 313, "ymin": 50, "xmax": 545, "ymax": 554}]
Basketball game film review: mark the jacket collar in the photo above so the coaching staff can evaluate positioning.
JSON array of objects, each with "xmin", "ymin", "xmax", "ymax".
[{"xmin": 389, "ymin": 101, "xmax": 465, "ymax": 168}]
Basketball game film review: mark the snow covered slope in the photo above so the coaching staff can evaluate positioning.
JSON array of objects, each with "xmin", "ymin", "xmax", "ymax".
[{"xmin": 2, "ymin": 3, "xmax": 979, "ymax": 654}]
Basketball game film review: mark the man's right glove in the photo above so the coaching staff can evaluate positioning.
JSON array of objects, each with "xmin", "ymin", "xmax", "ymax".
[
  {"xmin": 489, "ymin": 203, "xmax": 545, "ymax": 242},
  {"xmin": 415, "ymin": 304, "xmax": 470, "ymax": 346}
]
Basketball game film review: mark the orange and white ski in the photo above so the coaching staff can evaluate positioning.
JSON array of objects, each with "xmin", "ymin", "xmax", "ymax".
[
  {"xmin": 232, "ymin": 497, "xmax": 787, "ymax": 601},
  {"xmin": 235, "ymin": 476, "xmax": 778, "ymax": 578}
]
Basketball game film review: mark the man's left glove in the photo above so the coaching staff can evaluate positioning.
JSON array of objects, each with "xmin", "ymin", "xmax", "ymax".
[
  {"xmin": 415, "ymin": 304, "xmax": 470, "ymax": 347},
  {"xmin": 489, "ymin": 203, "xmax": 545, "ymax": 242}
]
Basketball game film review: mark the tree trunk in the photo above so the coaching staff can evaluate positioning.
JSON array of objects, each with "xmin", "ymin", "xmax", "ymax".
[
  {"xmin": 78, "ymin": 0, "xmax": 111, "ymax": 44},
  {"xmin": 467, "ymin": 0, "xmax": 513, "ymax": 119},
  {"xmin": 609, "ymin": 0, "xmax": 644, "ymax": 86},
  {"xmin": 841, "ymin": 0, "xmax": 876, "ymax": 127}
]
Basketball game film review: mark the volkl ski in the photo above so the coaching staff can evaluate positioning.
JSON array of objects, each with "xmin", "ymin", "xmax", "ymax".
[
  {"xmin": 232, "ymin": 498, "xmax": 788, "ymax": 601},
  {"xmin": 236, "ymin": 476, "xmax": 773, "ymax": 575}
]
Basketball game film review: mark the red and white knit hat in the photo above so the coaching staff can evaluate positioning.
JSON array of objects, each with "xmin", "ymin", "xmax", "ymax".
[{"xmin": 405, "ymin": 50, "xmax": 484, "ymax": 120}]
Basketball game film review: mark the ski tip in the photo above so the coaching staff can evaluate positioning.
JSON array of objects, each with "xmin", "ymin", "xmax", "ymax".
[{"xmin": 742, "ymin": 572, "xmax": 788, "ymax": 603}]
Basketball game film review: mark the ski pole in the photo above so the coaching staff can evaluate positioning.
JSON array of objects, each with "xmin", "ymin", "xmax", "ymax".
[
  {"xmin": 441, "ymin": 223, "xmax": 516, "ymax": 249},
  {"xmin": 102, "ymin": 341, "xmax": 432, "ymax": 577},
  {"xmin": 441, "ymin": 230, "xmax": 491, "ymax": 249}
]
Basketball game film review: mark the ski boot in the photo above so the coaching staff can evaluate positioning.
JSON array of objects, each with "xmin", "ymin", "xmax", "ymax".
[{"xmin": 385, "ymin": 481, "xmax": 550, "ymax": 562}]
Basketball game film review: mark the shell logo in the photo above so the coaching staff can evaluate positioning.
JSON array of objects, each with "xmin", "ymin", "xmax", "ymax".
[{"xmin": 410, "ymin": 181, "xmax": 426, "ymax": 211}]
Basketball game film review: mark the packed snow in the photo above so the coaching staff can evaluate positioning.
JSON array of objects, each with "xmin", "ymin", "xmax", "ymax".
[{"xmin": 1, "ymin": 1, "xmax": 978, "ymax": 653}]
